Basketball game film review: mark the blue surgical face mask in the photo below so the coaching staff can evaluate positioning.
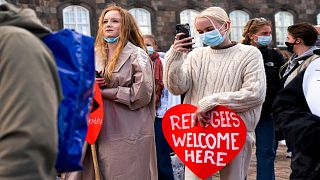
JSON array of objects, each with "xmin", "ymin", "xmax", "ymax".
[
  {"xmin": 146, "ymin": 46, "xmax": 154, "ymax": 55},
  {"xmin": 199, "ymin": 22, "xmax": 226, "ymax": 47},
  {"xmin": 256, "ymin": 35, "xmax": 272, "ymax": 47},
  {"xmin": 103, "ymin": 36, "xmax": 119, "ymax": 43}
]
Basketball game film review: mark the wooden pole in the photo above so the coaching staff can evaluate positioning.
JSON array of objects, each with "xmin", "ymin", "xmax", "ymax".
[{"xmin": 91, "ymin": 144, "xmax": 101, "ymax": 180}]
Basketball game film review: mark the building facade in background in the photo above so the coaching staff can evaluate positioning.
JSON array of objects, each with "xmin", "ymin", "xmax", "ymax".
[{"xmin": 7, "ymin": 0, "xmax": 320, "ymax": 51}]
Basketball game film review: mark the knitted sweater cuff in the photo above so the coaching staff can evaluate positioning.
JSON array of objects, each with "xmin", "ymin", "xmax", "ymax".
[
  {"xmin": 165, "ymin": 46, "xmax": 184, "ymax": 65},
  {"xmin": 163, "ymin": 46, "xmax": 186, "ymax": 94},
  {"xmin": 198, "ymin": 96, "xmax": 218, "ymax": 113}
]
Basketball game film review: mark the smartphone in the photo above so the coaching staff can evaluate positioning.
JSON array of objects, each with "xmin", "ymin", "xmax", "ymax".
[
  {"xmin": 95, "ymin": 71, "xmax": 106, "ymax": 89},
  {"xmin": 176, "ymin": 23, "xmax": 192, "ymax": 49},
  {"xmin": 95, "ymin": 71, "xmax": 102, "ymax": 78}
]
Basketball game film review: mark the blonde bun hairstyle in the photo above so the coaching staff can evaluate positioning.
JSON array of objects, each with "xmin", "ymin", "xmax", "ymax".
[{"xmin": 196, "ymin": 7, "xmax": 231, "ymax": 36}]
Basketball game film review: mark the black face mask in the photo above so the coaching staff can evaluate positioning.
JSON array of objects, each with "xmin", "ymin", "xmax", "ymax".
[{"xmin": 285, "ymin": 39, "xmax": 298, "ymax": 53}]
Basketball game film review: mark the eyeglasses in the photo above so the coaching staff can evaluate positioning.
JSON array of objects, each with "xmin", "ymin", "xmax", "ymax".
[{"xmin": 245, "ymin": 17, "xmax": 268, "ymax": 34}]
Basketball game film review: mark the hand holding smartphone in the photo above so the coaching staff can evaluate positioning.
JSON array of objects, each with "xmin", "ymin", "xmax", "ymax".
[
  {"xmin": 95, "ymin": 71, "xmax": 107, "ymax": 89},
  {"xmin": 175, "ymin": 23, "xmax": 193, "ymax": 50}
]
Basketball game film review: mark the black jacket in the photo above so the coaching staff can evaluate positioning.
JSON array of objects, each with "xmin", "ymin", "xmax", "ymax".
[
  {"xmin": 272, "ymin": 69, "xmax": 320, "ymax": 180},
  {"xmin": 259, "ymin": 47, "xmax": 286, "ymax": 116}
]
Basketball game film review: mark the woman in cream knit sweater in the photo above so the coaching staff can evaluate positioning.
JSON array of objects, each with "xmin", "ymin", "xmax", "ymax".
[{"xmin": 164, "ymin": 7, "xmax": 266, "ymax": 180}]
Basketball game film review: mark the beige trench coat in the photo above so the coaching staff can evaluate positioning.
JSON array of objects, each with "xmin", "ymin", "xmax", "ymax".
[{"xmin": 65, "ymin": 41, "xmax": 157, "ymax": 180}]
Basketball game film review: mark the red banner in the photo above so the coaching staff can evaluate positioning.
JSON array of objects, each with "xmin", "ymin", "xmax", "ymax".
[
  {"xmin": 86, "ymin": 82, "xmax": 103, "ymax": 145},
  {"xmin": 162, "ymin": 104, "xmax": 246, "ymax": 179}
]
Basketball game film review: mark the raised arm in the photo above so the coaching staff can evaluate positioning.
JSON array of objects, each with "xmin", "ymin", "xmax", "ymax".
[{"xmin": 163, "ymin": 46, "xmax": 192, "ymax": 95}]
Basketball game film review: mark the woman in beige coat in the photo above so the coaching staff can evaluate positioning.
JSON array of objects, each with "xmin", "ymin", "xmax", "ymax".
[
  {"xmin": 95, "ymin": 5, "xmax": 157, "ymax": 180},
  {"xmin": 64, "ymin": 5, "xmax": 157, "ymax": 180}
]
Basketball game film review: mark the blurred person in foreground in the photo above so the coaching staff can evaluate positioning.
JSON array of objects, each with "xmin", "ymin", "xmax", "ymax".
[{"xmin": 0, "ymin": 2, "xmax": 62, "ymax": 180}]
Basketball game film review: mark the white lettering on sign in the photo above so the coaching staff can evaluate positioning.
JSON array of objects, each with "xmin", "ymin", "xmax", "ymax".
[
  {"xmin": 170, "ymin": 111, "xmax": 239, "ymax": 131},
  {"xmin": 170, "ymin": 115, "xmax": 181, "ymax": 130},
  {"xmin": 210, "ymin": 111, "xmax": 240, "ymax": 128},
  {"xmin": 231, "ymin": 133, "xmax": 239, "ymax": 150},
  {"xmin": 170, "ymin": 113, "xmax": 196, "ymax": 130},
  {"xmin": 169, "ymin": 110, "xmax": 241, "ymax": 165},
  {"xmin": 185, "ymin": 150, "xmax": 227, "ymax": 166},
  {"xmin": 172, "ymin": 132, "xmax": 239, "ymax": 150},
  {"xmin": 88, "ymin": 117, "xmax": 103, "ymax": 125}
]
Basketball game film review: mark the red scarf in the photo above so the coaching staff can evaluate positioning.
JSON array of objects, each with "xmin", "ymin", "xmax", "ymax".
[{"xmin": 150, "ymin": 52, "xmax": 164, "ymax": 110}]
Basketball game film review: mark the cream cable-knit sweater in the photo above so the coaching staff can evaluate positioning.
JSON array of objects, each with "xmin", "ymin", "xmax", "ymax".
[{"xmin": 164, "ymin": 43, "xmax": 266, "ymax": 132}]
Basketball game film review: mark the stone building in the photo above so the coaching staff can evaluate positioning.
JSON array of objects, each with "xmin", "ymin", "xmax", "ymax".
[{"xmin": 5, "ymin": 0, "xmax": 320, "ymax": 51}]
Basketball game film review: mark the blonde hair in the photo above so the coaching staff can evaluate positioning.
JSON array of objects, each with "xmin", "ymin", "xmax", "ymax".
[
  {"xmin": 242, "ymin": 18, "xmax": 272, "ymax": 45},
  {"xmin": 95, "ymin": 4, "xmax": 146, "ymax": 80},
  {"xmin": 195, "ymin": 7, "xmax": 231, "ymax": 36}
]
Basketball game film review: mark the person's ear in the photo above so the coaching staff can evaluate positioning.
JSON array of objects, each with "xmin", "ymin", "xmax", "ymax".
[
  {"xmin": 248, "ymin": 33, "xmax": 255, "ymax": 40},
  {"xmin": 296, "ymin": 38, "xmax": 303, "ymax": 44},
  {"xmin": 225, "ymin": 21, "xmax": 231, "ymax": 32}
]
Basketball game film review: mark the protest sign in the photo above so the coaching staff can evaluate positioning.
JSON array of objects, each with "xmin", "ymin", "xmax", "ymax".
[
  {"xmin": 86, "ymin": 82, "xmax": 103, "ymax": 144},
  {"xmin": 162, "ymin": 104, "xmax": 246, "ymax": 179}
]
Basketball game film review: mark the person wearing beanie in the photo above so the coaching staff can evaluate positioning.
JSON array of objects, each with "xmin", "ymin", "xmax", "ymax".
[{"xmin": 164, "ymin": 6, "xmax": 266, "ymax": 180}]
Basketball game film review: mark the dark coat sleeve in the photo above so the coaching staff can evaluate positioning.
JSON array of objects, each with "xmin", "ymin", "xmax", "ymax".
[
  {"xmin": 272, "ymin": 70, "xmax": 320, "ymax": 158},
  {"xmin": 261, "ymin": 48, "xmax": 286, "ymax": 115},
  {"xmin": 274, "ymin": 48, "xmax": 286, "ymax": 65}
]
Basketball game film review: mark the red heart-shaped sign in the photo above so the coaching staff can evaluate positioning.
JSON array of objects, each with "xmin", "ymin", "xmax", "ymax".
[
  {"xmin": 162, "ymin": 104, "xmax": 246, "ymax": 179},
  {"xmin": 86, "ymin": 82, "xmax": 104, "ymax": 145}
]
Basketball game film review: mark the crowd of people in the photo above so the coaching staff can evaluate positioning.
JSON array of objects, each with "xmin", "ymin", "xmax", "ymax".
[{"xmin": 1, "ymin": 1, "xmax": 320, "ymax": 180}]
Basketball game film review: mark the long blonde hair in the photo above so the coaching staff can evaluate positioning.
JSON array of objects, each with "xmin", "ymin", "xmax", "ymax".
[
  {"xmin": 242, "ymin": 18, "xmax": 272, "ymax": 45},
  {"xmin": 95, "ymin": 4, "xmax": 146, "ymax": 80}
]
